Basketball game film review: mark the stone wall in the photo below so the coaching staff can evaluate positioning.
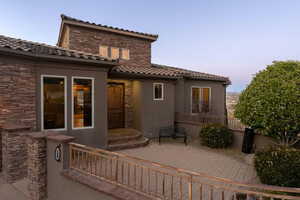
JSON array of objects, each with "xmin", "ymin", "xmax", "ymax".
[
  {"xmin": 177, "ymin": 122, "xmax": 275, "ymax": 151},
  {"xmin": 108, "ymin": 79, "xmax": 133, "ymax": 128},
  {"xmin": 27, "ymin": 132, "xmax": 48, "ymax": 200},
  {"xmin": 0, "ymin": 57, "xmax": 37, "ymax": 129},
  {"xmin": 0, "ymin": 126, "xmax": 2, "ymax": 172},
  {"xmin": 67, "ymin": 24, "xmax": 152, "ymax": 67},
  {"xmin": 1, "ymin": 125, "xmax": 31, "ymax": 183}
]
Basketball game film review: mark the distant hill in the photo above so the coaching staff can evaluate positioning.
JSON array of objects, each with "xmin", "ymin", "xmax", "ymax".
[{"xmin": 226, "ymin": 92, "xmax": 240, "ymax": 118}]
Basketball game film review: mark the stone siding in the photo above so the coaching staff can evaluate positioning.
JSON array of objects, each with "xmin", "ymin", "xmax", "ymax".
[
  {"xmin": 108, "ymin": 79, "xmax": 133, "ymax": 128},
  {"xmin": 0, "ymin": 127, "xmax": 2, "ymax": 172},
  {"xmin": 1, "ymin": 125, "xmax": 31, "ymax": 183},
  {"xmin": 0, "ymin": 57, "xmax": 37, "ymax": 129},
  {"xmin": 67, "ymin": 25, "xmax": 152, "ymax": 67}
]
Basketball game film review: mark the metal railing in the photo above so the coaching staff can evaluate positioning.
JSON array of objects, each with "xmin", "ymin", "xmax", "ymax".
[{"xmin": 69, "ymin": 143, "xmax": 300, "ymax": 200}]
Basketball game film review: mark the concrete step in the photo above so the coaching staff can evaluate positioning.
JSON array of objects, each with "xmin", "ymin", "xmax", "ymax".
[
  {"xmin": 108, "ymin": 128, "xmax": 143, "ymax": 145},
  {"xmin": 108, "ymin": 137, "xmax": 149, "ymax": 151}
]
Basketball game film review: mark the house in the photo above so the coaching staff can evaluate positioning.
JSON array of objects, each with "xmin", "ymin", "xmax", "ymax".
[{"xmin": 0, "ymin": 14, "xmax": 230, "ymax": 149}]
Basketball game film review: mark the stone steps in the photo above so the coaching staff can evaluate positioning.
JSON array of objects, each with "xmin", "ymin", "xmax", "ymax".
[
  {"xmin": 108, "ymin": 130, "xmax": 142, "ymax": 145},
  {"xmin": 108, "ymin": 137, "xmax": 149, "ymax": 151}
]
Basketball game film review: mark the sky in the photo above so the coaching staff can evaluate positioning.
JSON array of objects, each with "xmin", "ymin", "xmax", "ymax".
[{"xmin": 1, "ymin": 0, "xmax": 300, "ymax": 92}]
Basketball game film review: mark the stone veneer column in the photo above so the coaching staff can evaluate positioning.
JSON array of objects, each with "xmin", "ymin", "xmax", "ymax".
[
  {"xmin": 2, "ymin": 124, "xmax": 30, "ymax": 183},
  {"xmin": 0, "ymin": 126, "xmax": 2, "ymax": 172},
  {"xmin": 27, "ymin": 132, "xmax": 48, "ymax": 200}
]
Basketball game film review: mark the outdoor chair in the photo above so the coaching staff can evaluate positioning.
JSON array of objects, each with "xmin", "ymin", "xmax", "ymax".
[{"xmin": 159, "ymin": 126, "xmax": 187, "ymax": 145}]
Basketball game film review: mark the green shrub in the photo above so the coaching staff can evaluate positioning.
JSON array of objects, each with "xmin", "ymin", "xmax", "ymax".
[
  {"xmin": 254, "ymin": 147, "xmax": 300, "ymax": 188},
  {"xmin": 199, "ymin": 124, "xmax": 233, "ymax": 148}
]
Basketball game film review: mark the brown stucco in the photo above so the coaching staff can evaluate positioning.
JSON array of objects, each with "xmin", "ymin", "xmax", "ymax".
[
  {"xmin": 66, "ymin": 24, "xmax": 153, "ymax": 68},
  {"xmin": 176, "ymin": 79, "xmax": 227, "ymax": 121},
  {"xmin": 131, "ymin": 79, "xmax": 176, "ymax": 138},
  {"xmin": 0, "ymin": 54, "xmax": 111, "ymax": 148}
]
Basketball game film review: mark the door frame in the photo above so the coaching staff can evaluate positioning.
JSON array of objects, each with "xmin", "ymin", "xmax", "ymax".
[{"xmin": 107, "ymin": 82, "xmax": 125, "ymax": 129}]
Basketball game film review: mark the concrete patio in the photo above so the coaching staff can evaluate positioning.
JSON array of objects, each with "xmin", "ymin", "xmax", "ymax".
[
  {"xmin": 0, "ymin": 174, "xmax": 29, "ymax": 200},
  {"xmin": 119, "ymin": 138, "xmax": 259, "ymax": 184}
]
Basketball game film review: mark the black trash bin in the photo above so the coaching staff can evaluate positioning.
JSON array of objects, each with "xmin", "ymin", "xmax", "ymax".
[{"xmin": 242, "ymin": 128, "xmax": 255, "ymax": 154}]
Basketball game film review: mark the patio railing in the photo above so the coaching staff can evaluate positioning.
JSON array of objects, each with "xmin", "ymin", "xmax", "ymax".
[{"xmin": 69, "ymin": 142, "xmax": 300, "ymax": 200}]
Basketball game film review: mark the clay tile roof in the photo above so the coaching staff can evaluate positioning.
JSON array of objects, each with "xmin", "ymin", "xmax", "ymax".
[
  {"xmin": 111, "ymin": 64, "xmax": 231, "ymax": 84},
  {"xmin": 61, "ymin": 14, "xmax": 158, "ymax": 41},
  {"xmin": 152, "ymin": 64, "xmax": 231, "ymax": 84},
  {"xmin": 0, "ymin": 34, "xmax": 118, "ymax": 64},
  {"xmin": 112, "ymin": 65, "xmax": 180, "ymax": 79}
]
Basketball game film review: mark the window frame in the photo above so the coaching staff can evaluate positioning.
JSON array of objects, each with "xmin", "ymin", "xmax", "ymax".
[
  {"xmin": 153, "ymin": 83, "xmax": 164, "ymax": 101},
  {"xmin": 72, "ymin": 76, "xmax": 95, "ymax": 130},
  {"xmin": 121, "ymin": 48, "xmax": 130, "ymax": 60},
  {"xmin": 190, "ymin": 86, "xmax": 212, "ymax": 114},
  {"xmin": 41, "ymin": 75, "xmax": 67, "ymax": 131}
]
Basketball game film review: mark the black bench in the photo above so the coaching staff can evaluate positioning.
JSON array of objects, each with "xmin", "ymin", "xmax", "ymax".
[{"xmin": 159, "ymin": 126, "xmax": 187, "ymax": 145}]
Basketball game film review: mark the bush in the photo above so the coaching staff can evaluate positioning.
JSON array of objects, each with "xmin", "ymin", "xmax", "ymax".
[
  {"xmin": 199, "ymin": 124, "xmax": 233, "ymax": 148},
  {"xmin": 254, "ymin": 147, "xmax": 300, "ymax": 187}
]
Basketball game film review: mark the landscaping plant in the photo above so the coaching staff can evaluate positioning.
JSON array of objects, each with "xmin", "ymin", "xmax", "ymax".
[
  {"xmin": 199, "ymin": 123, "xmax": 233, "ymax": 148},
  {"xmin": 234, "ymin": 61, "xmax": 300, "ymax": 147},
  {"xmin": 254, "ymin": 146, "xmax": 300, "ymax": 188}
]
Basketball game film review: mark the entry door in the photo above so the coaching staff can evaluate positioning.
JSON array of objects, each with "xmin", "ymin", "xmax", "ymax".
[{"xmin": 107, "ymin": 83, "xmax": 125, "ymax": 129}]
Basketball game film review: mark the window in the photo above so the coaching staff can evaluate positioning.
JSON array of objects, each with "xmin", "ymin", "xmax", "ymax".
[
  {"xmin": 99, "ymin": 45, "xmax": 109, "ymax": 58},
  {"xmin": 111, "ymin": 47, "xmax": 120, "ymax": 59},
  {"xmin": 121, "ymin": 48, "xmax": 130, "ymax": 60},
  {"xmin": 153, "ymin": 83, "xmax": 164, "ymax": 100},
  {"xmin": 72, "ymin": 77, "xmax": 94, "ymax": 129},
  {"xmin": 41, "ymin": 75, "xmax": 66, "ymax": 130},
  {"xmin": 191, "ymin": 87, "xmax": 211, "ymax": 113}
]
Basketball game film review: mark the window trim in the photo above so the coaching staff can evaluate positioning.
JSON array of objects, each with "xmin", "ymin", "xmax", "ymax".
[
  {"xmin": 153, "ymin": 83, "xmax": 164, "ymax": 101},
  {"xmin": 41, "ymin": 75, "xmax": 67, "ymax": 131},
  {"xmin": 190, "ymin": 86, "xmax": 212, "ymax": 114},
  {"xmin": 72, "ymin": 76, "xmax": 95, "ymax": 130}
]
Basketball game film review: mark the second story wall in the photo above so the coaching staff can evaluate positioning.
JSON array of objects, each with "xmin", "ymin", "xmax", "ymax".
[{"xmin": 67, "ymin": 25, "xmax": 152, "ymax": 67}]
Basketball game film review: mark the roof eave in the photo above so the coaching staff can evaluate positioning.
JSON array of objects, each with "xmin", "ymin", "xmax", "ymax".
[
  {"xmin": 184, "ymin": 76, "xmax": 231, "ymax": 85},
  {"xmin": 57, "ymin": 20, "xmax": 66, "ymax": 46},
  {"xmin": 61, "ymin": 19, "xmax": 158, "ymax": 42},
  {"xmin": 109, "ymin": 71, "xmax": 178, "ymax": 80},
  {"xmin": 0, "ymin": 47, "xmax": 118, "ymax": 67}
]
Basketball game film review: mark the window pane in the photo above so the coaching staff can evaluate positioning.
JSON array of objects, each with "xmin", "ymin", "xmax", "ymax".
[
  {"xmin": 111, "ymin": 47, "xmax": 120, "ymax": 59},
  {"xmin": 43, "ymin": 77, "xmax": 65, "ymax": 130},
  {"xmin": 154, "ymin": 84, "xmax": 163, "ymax": 100},
  {"xmin": 201, "ymin": 88, "xmax": 210, "ymax": 113},
  {"xmin": 99, "ymin": 45, "xmax": 108, "ymax": 58},
  {"xmin": 192, "ymin": 88, "xmax": 200, "ymax": 113},
  {"xmin": 121, "ymin": 48, "xmax": 130, "ymax": 60},
  {"xmin": 73, "ymin": 78, "xmax": 93, "ymax": 128}
]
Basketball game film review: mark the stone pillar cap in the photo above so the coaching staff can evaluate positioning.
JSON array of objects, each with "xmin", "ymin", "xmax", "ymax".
[
  {"xmin": 47, "ymin": 134, "xmax": 75, "ymax": 143},
  {"xmin": 2, "ymin": 123, "xmax": 31, "ymax": 132}
]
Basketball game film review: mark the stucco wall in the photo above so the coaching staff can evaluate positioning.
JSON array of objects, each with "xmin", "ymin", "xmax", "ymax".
[
  {"xmin": 134, "ymin": 80, "xmax": 175, "ymax": 138},
  {"xmin": 0, "ymin": 54, "xmax": 110, "ymax": 148},
  {"xmin": 182, "ymin": 80, "xmax": 226, "ymax": 120},
  {"xmin": 37, "ymin": 64, "xmax": 109, "ymax": 148}
]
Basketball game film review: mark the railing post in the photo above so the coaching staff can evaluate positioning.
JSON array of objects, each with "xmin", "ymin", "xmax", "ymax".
[{"xmin": 189, "ymin": 175, "xmax": 193, "ymax": 200}]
